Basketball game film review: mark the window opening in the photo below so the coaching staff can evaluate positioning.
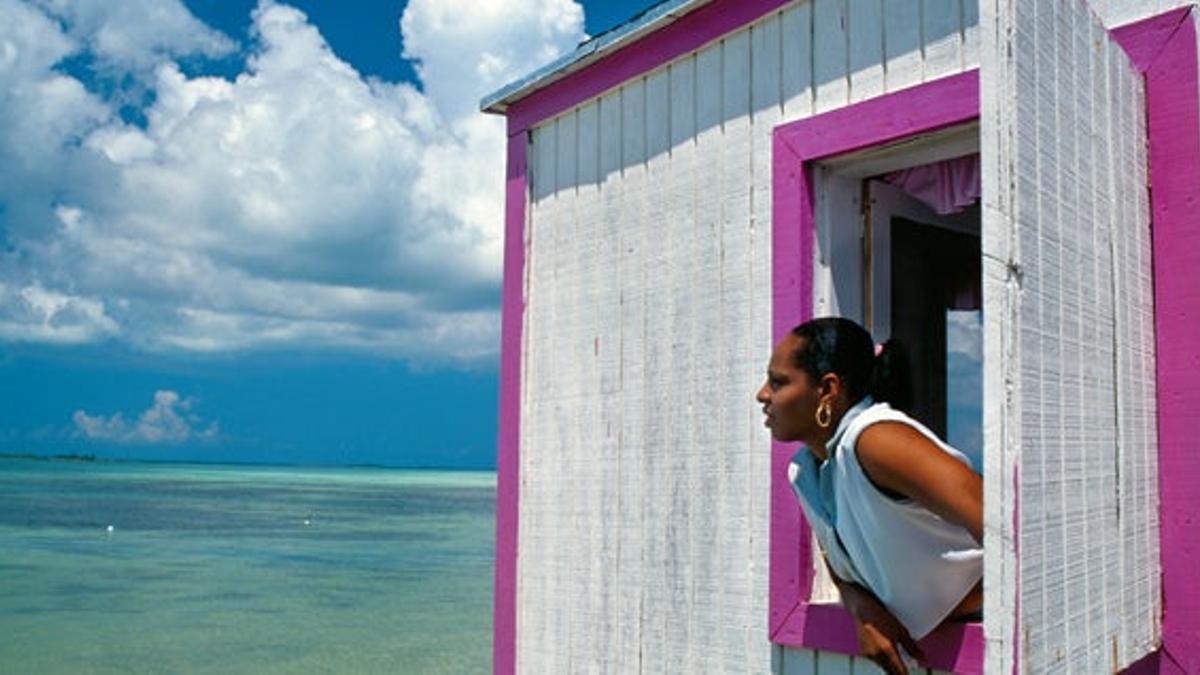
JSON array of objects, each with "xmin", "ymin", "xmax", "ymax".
[
  {"xmin": 887, "ymin": 214, "xmax": 982, "ymax": 470},
  {"xmin": 864, "ymin": 163, "xmax": 982, "ymax": 476},
  {"xmin": 809, "ymin": 139, "xmax": 985, "ymax": 604}
]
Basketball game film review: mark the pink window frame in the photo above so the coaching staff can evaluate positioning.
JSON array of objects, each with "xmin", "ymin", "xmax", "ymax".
[
  {"xmin": 1111, "ymin": 8, "xmax": 1200, "ymax": 674},
  {"xmin": 768, "ymin": 69, "xmax": 985, "ymax": 673},
  {"xmin": 493, "ymin": 4, "xmax": 1200, "ymax": 674}
]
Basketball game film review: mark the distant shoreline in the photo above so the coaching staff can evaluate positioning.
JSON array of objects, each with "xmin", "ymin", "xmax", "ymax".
[
  {"xmin": 0, "ymin": 452, "xmax": 98, "ymax": 463},
  {"xmin": 0, "ymin": 452, "xmax": 496, "ymax": 473}
]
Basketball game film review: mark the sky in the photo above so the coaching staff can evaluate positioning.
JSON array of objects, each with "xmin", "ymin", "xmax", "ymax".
[{"xmin": 0, "ymin": 0, "xmax": 649, "ymax": 469}]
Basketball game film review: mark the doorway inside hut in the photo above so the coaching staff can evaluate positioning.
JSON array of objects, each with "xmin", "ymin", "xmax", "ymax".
[{"xmin": 864, "ymin": 176, "xmax": 983, "ymax": 474}]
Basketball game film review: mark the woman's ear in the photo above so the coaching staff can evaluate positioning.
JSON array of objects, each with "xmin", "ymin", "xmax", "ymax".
[{"xmin": 819, "ymin": 372, "xmax": 842, "ymax": 401}]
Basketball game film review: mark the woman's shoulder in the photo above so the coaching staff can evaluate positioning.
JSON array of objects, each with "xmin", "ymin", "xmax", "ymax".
[
  {"xmin": 843, "ymin": 401, "xmax": 916, "ymax": 444},
  {"xmin": 846, "ymin": 402, "xmax": 972, "ymax": 468}
]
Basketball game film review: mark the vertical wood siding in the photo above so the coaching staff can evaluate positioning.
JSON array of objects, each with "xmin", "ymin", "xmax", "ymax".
[
  {"xmin": 980, "ymin": 0, "xmax": 1160, "ymax": 672},
  {"xmin": 518, "ymin": 1, "xmax": 980, "ymax": 671}
]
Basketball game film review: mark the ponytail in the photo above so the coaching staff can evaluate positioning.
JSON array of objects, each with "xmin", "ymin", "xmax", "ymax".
[{"xmin": 869, "ymin": 338, "xmax": 913, "ymax": 413}]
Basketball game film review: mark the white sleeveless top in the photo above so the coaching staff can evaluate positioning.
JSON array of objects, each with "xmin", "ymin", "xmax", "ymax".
[{"xmin": 788, "ymin": 397, "xmax": 982, "ymax": 639}]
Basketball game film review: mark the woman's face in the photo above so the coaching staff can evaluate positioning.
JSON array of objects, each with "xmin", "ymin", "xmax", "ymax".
[{"xmin": 756, "ymin": 334, "xmax": 822, "ymax": 443}]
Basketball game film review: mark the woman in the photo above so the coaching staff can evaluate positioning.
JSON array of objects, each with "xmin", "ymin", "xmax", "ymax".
[{"xmin": 756, "ymin": 317, "xmax": 982, "ymax": 675}]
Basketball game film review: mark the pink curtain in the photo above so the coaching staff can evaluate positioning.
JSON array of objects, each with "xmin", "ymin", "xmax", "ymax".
[{"xmin": 882, "ymin": 153, "xmax": 981, "ymax": 215}]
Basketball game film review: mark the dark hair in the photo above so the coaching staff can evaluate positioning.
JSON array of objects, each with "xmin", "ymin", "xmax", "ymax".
[{"xmin": 789, "ymin": 317, "xmax": 913, "ymax": 412}]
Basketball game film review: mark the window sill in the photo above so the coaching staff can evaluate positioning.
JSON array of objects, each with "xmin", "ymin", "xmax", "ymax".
[{"xmin": 772, "ymin": 602, "xmax": 984, "ymax": 675}]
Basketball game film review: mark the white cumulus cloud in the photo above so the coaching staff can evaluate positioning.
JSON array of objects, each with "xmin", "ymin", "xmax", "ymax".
[
  {"xmin": 946, "ymin": 309, "xmax": 983, "ymax": 362},
  {"xmin": 32, "ymin": 0, "xmax": 236, "ymax": 73},
  {"xmin": 0, "ymin": 0, "xmax": 585, "ymax": 364},
  {"xmin": 0, "ymin": 282, "xmax": 118, "ymax": 344},
  {"xmin": 73, "ymin": 389, "xmax": 219, "ymax": 444}
]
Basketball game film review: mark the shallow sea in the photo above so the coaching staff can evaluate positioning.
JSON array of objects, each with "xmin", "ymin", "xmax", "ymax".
[{"xmin": 0, "ymin": 458, "xmax": 495, "ymax": 674}]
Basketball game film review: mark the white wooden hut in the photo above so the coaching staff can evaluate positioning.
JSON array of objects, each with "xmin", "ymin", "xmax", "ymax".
[{"xmin": 482, "ymin": 1, "xmax": 1200, "ymax": 672}]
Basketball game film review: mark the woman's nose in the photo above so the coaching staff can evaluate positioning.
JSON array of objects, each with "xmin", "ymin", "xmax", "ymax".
[{"xmin": 755, "ymin": 383, "xmax": 769, "ymax": 403}]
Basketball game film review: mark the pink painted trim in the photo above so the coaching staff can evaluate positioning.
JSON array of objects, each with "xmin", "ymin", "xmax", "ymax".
[
  {"xmin": 770, "ymin": 604, "xmax": 985, "ymax": 674},
  {"xmin": 493, "ymin": 132, "xmax": 526, "ymax": 675},
  {"xmin": 768, "ymin": 127, "xmax": 814, "ymax": 636},
  {"xmin": 777, "ymin": 72, "xmax": 981, "ymax": 163},
  {"xmin": 1123, "ymin": 650, "xmax": 1165, "ymax": 675},
  {"xmin": 1114, "ymin": 8, "xmax": 1200, "ymax": 673},
  {"xmin": 505, "ymin": 0, "xmax": 791, "ymax": 134},
  {"xmin": 768, "ymin": 70, "xmax": 982, "ymax": 668},
  {"xmin": 1110, "ymin": 7, "xmax": 1191, "ymax": 71}
]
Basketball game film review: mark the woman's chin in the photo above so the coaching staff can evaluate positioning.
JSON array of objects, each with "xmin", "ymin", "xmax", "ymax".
[{"xmin": 768, "ymin": 427, "xmax": 796, "ymax": 443}]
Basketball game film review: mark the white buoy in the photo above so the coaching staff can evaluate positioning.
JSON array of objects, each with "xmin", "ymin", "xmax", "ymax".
[
  {"xmin": 303, "ymin": 519, "xmax": 311, "ymax": 526},
  {"xmin": 106, "ymin": 525, "xmax": 114, "ymax": 533}
]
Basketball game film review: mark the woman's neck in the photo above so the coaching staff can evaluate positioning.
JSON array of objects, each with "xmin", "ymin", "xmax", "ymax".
[
  {"xmin": 804, "ymin": 425, "xmax": 837, "ymax": 462},
  {"xmin": 804, "ymin": 397, "xmax": 863, "ymax": 460}
]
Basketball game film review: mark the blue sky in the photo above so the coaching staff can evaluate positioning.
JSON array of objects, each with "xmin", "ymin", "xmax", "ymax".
[{"xmin": 0, "ymin": 0, "xmax": 646, "ymax": 468}]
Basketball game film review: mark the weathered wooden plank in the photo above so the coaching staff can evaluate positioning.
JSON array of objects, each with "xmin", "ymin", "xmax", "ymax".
[
  {"xmin": 577, "ymin": 102, "xmax": 600, "ymax": 189},
  {"xmin": 557, "ymin": 92, "xmax": 598, "ymax": 675},
  {"xmin": 883, "ymin": 0, "xmax": 922, "ymax": 92},
  {"xmin": 848, "ymin": 0, "xmax": 884, "ymax": 102},
  {"xmin": 817, "ymin": 650, "xmax": 855, "ymax": 675},
  {"xmin": 517, "ymin": 124, "xmax": 544, "ymax": 675},
  {"xmin": 1132, "ymin": 52, "xmax": 1160, "ymax": 658},
  {"xmin": 1137, "ymin": 55, "xmax": 1159, "ymax": 658},
  {"xmin": 576, "ymin": 99, "xmax": 604, "ymax": 675},
  {"xmin": 554, "ymin": 109, "xmax": 582, "ymax": 672},
  {"xmin": 693, "ymin": 39, "xmax": 724, "ymax": 672},
  {"xmin": 593, "ymin": 89, "xmax": 623, "ymax": 675},
  {"xmin": 781, "ymin": 646, "xmax": 816, "ymax": 675},
  {"xmin": 1072, "ymin": 14, "xmax": 1105, "ymax": 671},
  {"xmin": 1086, "ymin": 24, "xmax": 1120, "ymax": 673},
  {"xmin": 532, "ymin": 157, "xmax": 555, "ymax": 673},
  {"xmin": 527, "ymin": 117, "xmax": 561, "ymax": 673},
  {"xmin": 781, "ymin": 2, "xmax": 814, "ymax": 119},
  {"xmin": 961, "ymin": 0, "xmax": 979, "ymax": 68},
  {"xmin": 665, "ymin": 54, "xmax": 698, "ymax": 673},
  {"xmin": 1027, "ymin": 0, "xmax": 1058, "ymax": 666},
  {"xmin": 1116, "ymin": 50, "xmax": 1135, "ymax": 666},
  {"xmin": 640, "ymin": 64, "xmax": 672, "ymax": 675},
  {"xmin": 753, "ymin": 13, "xmax": 783, "ymax": 120},
  {"xmin": 813, "ymin": 0, "xmax": 849, "ymax": 112},
  {"xmin": 922, "ymin": 0, "xmax": 961, "ymax": 82},
  {"xmin": 1113, "ymin": 45, "xmax": 1132, "ymax": 662},
  {"xmin": 1112, "ymin": 36, "xmax": 1160, "ymax": 661},
  {"xmin": 979, "ymin": 6, "xmax": 1016, "ymax": 671},
  {"xmin": 1053, "ymin": 2, "xmax": 1088, "ymax": 666},
  {"xmin": 1103, "ymin": 40, "xmax": 1128, "ymax": 671},
  {"xmin": 616, "ymin": 75, "xmax": 647, "ymax": 675},
  {"xmin": 816, "ymin": 172, "xmax": 864, "ymax": 322},
  {"xmin": 720, "ymin": 27, "xmax": 755, "ymax": 672}
]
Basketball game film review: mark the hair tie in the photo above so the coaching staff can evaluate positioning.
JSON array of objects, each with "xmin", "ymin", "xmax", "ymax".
[{"xmin": 874, "ymin": 343, "xmax": 884, "ymax": 357}]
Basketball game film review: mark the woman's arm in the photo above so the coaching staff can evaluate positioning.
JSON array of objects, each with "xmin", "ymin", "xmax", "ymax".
[
  {"xmin": 855, "ymin": 422, "xmax": 983, "ymax": 544},
  {"xmin": 826, "ymin": 559, "xmax": 924, "ymax": 675}
]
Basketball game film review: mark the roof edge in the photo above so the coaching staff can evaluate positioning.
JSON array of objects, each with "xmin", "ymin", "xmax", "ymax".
[{"xmin": 479, "ymin": 0, "xmax": 711, "ymax": 115}]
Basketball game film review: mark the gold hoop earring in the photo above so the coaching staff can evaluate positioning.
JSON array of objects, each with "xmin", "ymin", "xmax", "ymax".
[{"xmin": 816, "ymin": 401, "xmax": 832, "ymax": 429}]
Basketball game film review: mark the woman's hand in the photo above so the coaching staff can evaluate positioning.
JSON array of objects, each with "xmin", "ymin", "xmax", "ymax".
[{"xmin": 839, "ymin": 581, "xmax": 925, "ymax": 675}]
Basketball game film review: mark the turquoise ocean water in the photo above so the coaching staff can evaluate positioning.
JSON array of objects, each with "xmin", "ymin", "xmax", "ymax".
[{"xmin": 0, "ymin": 458, "xmax": 495, "ymax": 674}]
